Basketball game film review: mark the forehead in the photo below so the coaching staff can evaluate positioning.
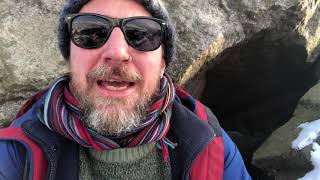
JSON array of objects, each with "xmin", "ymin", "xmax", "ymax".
[{"xmin": 79, "ymin": 0, "xmax": 152, "ymax": 18}]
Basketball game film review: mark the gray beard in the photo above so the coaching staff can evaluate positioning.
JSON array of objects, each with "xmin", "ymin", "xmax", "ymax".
[{"xmin": 78, "ymin": 94, "xmax": 151, "ymax": 136}]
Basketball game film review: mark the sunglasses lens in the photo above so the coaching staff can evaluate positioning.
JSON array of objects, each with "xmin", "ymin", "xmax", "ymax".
[
  {"xmin": 124, "ymin": 18, "xmax": 163, "ymax": 51},
  {"xmin": 71, "ymin": 15, "xmax": 111, "ymax": 48}
]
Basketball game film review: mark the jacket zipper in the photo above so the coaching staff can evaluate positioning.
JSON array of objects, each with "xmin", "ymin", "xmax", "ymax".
[
  {"xmin": 183, "ymin": 134, "xmax": 216, "ymax": 180},
  {"xmin": 40, "ymin": 145, "xmax": 55, "ymax": 180},
  {"xmin": 24, "ymin": 130, "xmax": 57, "ymax": 180}
]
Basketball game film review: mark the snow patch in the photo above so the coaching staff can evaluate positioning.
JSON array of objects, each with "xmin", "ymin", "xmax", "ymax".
[
  {"xmin": 292, "ymin": 119, "xmax": 320, "ymax": 150},
  {"xmin": 292, "ymin": 119, "xmax": 320, "ymax": 180}
]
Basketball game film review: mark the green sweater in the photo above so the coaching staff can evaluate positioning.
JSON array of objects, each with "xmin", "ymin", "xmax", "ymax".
[{"xmin": 79, "ymin": 142, "xmax": 172, "ymax": 180}]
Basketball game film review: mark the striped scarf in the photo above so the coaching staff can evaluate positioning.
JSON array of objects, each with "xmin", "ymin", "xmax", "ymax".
[{"xmin": 37, "ymin": 73, "xmax": 176, "ymax": 159}]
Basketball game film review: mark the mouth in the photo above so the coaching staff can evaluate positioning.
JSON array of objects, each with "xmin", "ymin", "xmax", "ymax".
[{"xmin": 97, "ymin": 79, "xmax": 136, "ymax": 91}]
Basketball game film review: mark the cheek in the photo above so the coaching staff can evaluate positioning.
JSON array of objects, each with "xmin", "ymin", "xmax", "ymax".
[
  {"xmin": 69, "ymin": 45, "xmax": 97, "ymax": 77},
  {"xmin": 134, "ymin": 57, "xmax": 164, "ymax": 86},
  {"xmin": 69, "ymin": 53, "xmax": 92, "ymax": 88}
]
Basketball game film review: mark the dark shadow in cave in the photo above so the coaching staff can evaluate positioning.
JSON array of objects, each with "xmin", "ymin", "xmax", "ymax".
[{"xmin": 198, "ymin": 30, "xmax": 319, "ymax": 179}]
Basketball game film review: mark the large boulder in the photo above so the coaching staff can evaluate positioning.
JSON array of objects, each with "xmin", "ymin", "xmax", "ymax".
[
  {"xmin": 0, "ymin": 0, "xmax": 66, "ymax": 124},
  {"xmin": 165, "ymin": 0, "xmax": 320, "ymax": 86},
  {"xmin": 0, "ymin": 1, "xmax": 319, "ymax": 177},
  {"xmin": 252, "ymin": 83, "xmax": 320, "ymax": 179}
]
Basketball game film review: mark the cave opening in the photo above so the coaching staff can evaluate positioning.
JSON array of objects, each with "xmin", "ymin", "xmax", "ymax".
[{"xmin": 185, "ymin": 29, "xmax": 320, "ymax": 179}]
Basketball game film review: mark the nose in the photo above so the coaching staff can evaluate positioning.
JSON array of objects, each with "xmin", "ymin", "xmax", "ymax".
[{"xmin": 100, "ymin": 27, "xmax": 131, "ymax": 64}]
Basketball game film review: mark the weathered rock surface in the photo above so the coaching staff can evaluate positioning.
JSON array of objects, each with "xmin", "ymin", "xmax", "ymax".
[
  {"xmin": 252, "ymin": 83, "xmax": 320, "ymax": 179},
  {"xmin": 0, "ymin": 0, "xmax": 67, "ymax": 123},
  {"xmin": 166, "ymin": 0, "xmax": 320, "ymax": 87}
]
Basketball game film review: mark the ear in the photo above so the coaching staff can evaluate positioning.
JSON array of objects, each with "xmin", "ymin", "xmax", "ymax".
[
  {"xmin": 160, "ymin": 58, "xmax": 166, "ymax": 77},
  {"xmin": 160, "ymin": 46, "xmax": 166, "ymax": 75}
]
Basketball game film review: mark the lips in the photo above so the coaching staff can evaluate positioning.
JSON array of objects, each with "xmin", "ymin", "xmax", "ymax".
[{"xmin": 97, "ymin": 79, "xmax": 135, "ymax": 91}]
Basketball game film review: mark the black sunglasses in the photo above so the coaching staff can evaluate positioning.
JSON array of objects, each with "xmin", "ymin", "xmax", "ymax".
[{"xmin": 65, "ymin": 13, "xmax": 167, "ymax": 51}]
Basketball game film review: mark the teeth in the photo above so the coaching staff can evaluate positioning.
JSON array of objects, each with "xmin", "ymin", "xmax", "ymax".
[
  {"xmin": 99, "ymin": 80, "xmax": 130, "ymax": 91},
  {"xmin": 105, "ymin": 85, "xmax": 128, "ymax": 91},
  {"xmin": 107, "ymin": 79, "xmax": 123, "ymax": 83}
]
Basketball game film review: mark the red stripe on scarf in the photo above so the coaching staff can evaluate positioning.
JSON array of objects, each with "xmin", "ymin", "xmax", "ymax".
[
  {"xmin": 63, "ymin": 86, "xmax": 78, "ymax": 107},
  {"xmin": 148, "ymin": 99, "xmax": 163, "ymax": 112},
  {"xmin": 52, "ymin": 87, "xmax": 63, "ymax": 134},
  {"xmin": 75, "ymin": 119, "xmax": 103, "ymax": 150}
]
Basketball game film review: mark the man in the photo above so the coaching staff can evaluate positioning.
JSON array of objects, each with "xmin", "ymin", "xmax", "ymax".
[{"xmin": 0, "ymin": 0, "xmax": 251, "ymax": 179}]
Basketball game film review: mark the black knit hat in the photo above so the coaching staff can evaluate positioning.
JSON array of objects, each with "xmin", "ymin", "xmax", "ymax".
[{"xmin": 57, "ymin": 0, "xmax": 176, "ymax": 65}]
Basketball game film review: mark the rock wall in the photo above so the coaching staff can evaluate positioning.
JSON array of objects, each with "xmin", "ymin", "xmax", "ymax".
[{"xmin": 0, "ymin": 0, "xmax": 66, "ymax": 124}]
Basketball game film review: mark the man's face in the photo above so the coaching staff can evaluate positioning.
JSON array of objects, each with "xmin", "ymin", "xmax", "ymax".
[{"xmin": 69, "ymin": 0, "xmax": 166, "ymax": 136}]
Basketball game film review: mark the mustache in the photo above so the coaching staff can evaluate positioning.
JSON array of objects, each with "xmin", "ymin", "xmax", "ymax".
[{"xmin": 86, "ymin": 64, "xmax": 143, "ymax": 83}]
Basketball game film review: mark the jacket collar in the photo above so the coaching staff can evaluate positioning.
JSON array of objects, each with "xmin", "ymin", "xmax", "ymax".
[
  {"xmin": 22, "ymin": 118, "xmax": 79, "ymax": 180},
  {"xmin": 20, "ymin": 95, "xmax": 79, "ymax": 180},
  {"xmin": 168, "ymin": 99, "xmax": 215, "ymax": 179}
]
